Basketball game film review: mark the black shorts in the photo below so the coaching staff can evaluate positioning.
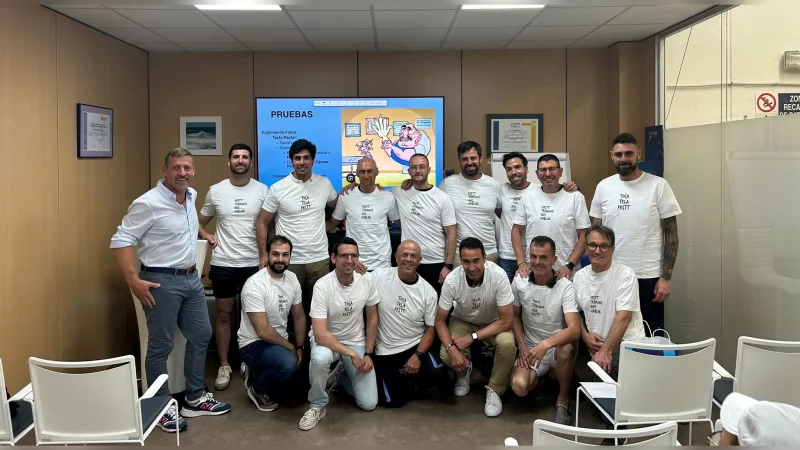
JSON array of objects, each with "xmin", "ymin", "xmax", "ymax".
[{"xmin": 208, "ymin": 265, "xmax": 259, "ymax": 299}]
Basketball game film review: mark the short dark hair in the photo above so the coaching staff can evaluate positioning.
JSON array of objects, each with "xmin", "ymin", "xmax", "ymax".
[
  {"xmin": 229, "ymin": 143, "xmax": 252, "ymax": 158},
  {"xmin": 457, "ymin": 141, "xmax": 482, "ymax": 159},
  {"xmin": 332, "ymin": 237, "xmax": 358, "ymax": 256},
  {"xmin": 267, "ymin": 235, "xmax": 293, "ymax": 254},
  {"xmin": 586, "ymin": 224, "xmax": 615, "ymax": 247},
  {"xmin": 537, "ymin": 154, "xmax": 560, "ymax": 169},
  {"xmin": 459, "ymin": 237, "xmax": 485, "ymax": 256},
  {"xmin": 289, "ymin": 139, "xmax": 316, "ymax": 160},
  {"xmin": 502, "ymin": 152, "xmax": 528, "ymax": 168},
  {"xmin": 612, "ymin": 133, "xmax": 638, "ymax": 147},
  {"xmin": 409, "ymin": 153, "xmax": 429, "ymax": 165},
  {"xmin": 530, "ymin": 235, "xmax": 556, "ymax": 256}
]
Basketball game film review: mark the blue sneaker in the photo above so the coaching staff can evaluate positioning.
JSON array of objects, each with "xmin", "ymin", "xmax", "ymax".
[
  {"xmin": 158, "ymin": 404, "xmax": 188, "ymax": 433},
  {"xmin": 180, "ymin": 392, "xmax": 232, "ymax": 417}
]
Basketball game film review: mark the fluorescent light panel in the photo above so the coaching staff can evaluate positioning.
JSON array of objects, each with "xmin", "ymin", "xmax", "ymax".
[
  {"xmin": 461, "ymin": 4, "xmax": 545, "ymax": 9},
  {"xmin": 195, "ymin": 3, "xmax": 281, "ymax": 10}
]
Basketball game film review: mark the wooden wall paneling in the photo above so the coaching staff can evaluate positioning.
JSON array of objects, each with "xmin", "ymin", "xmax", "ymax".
[
  {"xmin": 0, "ymin": 2, "xmax": 61, "ymax": 390},
  {"xmin": 607, "ymin": 45, "xmax": 621, "ymax": 175},
  {"xmin": 253, "ymin": 52, "xmax": 358, "ymax": 98},
  {"xmin": 461, "ymin": 50, "xmax": 568, "ymax": 176}
]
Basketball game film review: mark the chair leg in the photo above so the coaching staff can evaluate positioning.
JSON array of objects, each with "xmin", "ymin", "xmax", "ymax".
[
  {"xmin": 614, "ymin": 423, "xmax": 618, "ymax": 446},
  {"xmin": 689, "ymin": 421, "xmax": 693, "ymax": 444},
  {"xmin": 574, "ymin": 388, "xmax": 581, "ymax": 442}
]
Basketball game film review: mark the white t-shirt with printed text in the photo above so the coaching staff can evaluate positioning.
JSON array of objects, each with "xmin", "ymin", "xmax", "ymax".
[
  {"xmin": 393, "ymin": 186, "xmax": 457, "ymax": 264},
  {"xmin": 512, "ymin": 275, "xmax": 579, "ymax": 349},
  {"xmin": 332, "ymin": 188, "xmax": 399, "ymax": 270},
  {"xmin": 573, "ymin": 263, "xmax": 645, "ymax": 343},
  {"xmin": 440, "ymin": 174, "xmax": 502, "ymax": 255},
  {"xmin": 238, "ymin": 268, "xmax": 303, "ymax": 348},
  {"xmin": 201, "ymin": 179, "xmax": 269, "ymax": 267},
  {"xmin": 309, "ymin": 271, "xmax": 381, "ymax": 347},
  {"xmin": 262, "ymin": 173, "xmax": 338, "ymax": 265},
  {"xmin": 439, "ymin": 261, "xmax": 514, "ymax": 326},
  {"xmin": 589, "ymin": 173, "xmax": 681, "ymax": 278},
  {"xmin": 370, "ymin": 267, "xmax": 437, "ymax": 356},
  {"xmin": 498, "ymin": 182, "xmax": 537, "ymax": 261},
  {"xmin": 513, "ymin": 187, "xmax": 591, "ymax": 270}
]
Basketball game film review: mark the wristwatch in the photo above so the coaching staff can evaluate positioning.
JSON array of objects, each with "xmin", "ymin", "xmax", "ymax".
[
  {"xmin": 364, "ymin": 352, "xmax": 374, "ymax": 359},
  {"xmin": 566, "ymin": 262, "xmax": 575, "ymax": 271},
  {"xmin": 296, "ymin": 345, "xmax": 305, "ymax": 351},
  {"xmin": 414, "ymin": 350, "xmax": 425, "ymax": 359},
  {"xmin": 443, "ymin": 263, "xmax": 454, "ymax": 270},
  {"xmin": 471, "ymin": 332, "xmax": 479, "ymax": 341}
]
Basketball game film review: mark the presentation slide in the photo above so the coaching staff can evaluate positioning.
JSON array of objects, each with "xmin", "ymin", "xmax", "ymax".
[{"xmin": 256, "ymin": 97, "xmax": 444, "ymax": 190}]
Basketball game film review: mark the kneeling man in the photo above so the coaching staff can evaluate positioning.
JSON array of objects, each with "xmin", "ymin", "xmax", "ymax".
[
  {"xmin": 300, "ymin": 237, "xmax": 379, "ymax": 430},
  {"xmin": 510, "ymin": 236, "xmax": 581, "ymax": 425},
  {"xmin": 238, "ymin": 235, "xmax": 305, "ymax": 411},
  {"xmin": 574, "ymin": 225, "xmax": 645, "ymax": 379},
  {"xmin": 372, "ymin": 240, "xmax": 442, "ymax": 408},
  {"xmin": 436, "ymin": 237, "xmax": 515, "ymax": 417}
]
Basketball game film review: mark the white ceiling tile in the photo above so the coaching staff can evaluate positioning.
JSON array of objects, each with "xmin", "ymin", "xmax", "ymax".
[
  {"xmin": 303, "ymin": 29, "xmax": 374, "ymax": 43},
  {"xmin": 442, "ymin": 41, "xmax": 505, "ymax": 50},
  {"xmin": 569, "ymin": 39, "xmax": 619, "ymax": 48},
  {"xmin": 517, "ymin": 25, "xmax": 595, "ymax": 41},
  {"xmin": 530, "ymin": 7, "xmax": 627, "ymax": 27},
  {"xmin": 584, "ymin": 23, "xmax": 666, "ymax": 40},
  {"xmin": 202, "ymin": 11, "xmax": 295, "ymax": 29},
  {"xmin": 446, "ymin": 27, "xmax": 521, "ymax": 43},
  {"xmin": 54, "ymin": 8, "xmax": 140, "ymax": 28},
  {"xmin": 288, "ymin": 10, "xmax": 373, "ymax": 29},
  {"xmin": 100, "ymin": 27, "xmax": 167, "ymax": 43},
  {"xmin": 377, "ymin": 28, "xmax": 447, "ymax": 43},
  {"xmin": 136, "ymin": 42, "xmax": 185, "ymax": 52},
  {"xmin": 228, "ymin": 28, "xmax": 305, "ymax": 43},
  {"xmin": 115, "ymin": 9, "xmax": 218, "ymax": 28},
  {"xmin": 110, "ymin": 4, "xmax": 195, "ymax": 9},
  {"xmin": 379, "ymin": 42, "xmax": 443, "ymax": 51},
  {"xmin": 373, "ymin": 10, "xmax": 455, "ymax": 29},
  {"xmin": 246, "ymin": 42, "xmax": 313, "ymax": 51},
  {"xmin": 506, "ymin": 40, "xmax": 573, "ymax": 49},
  {"xmin": 608, "ymin": 5, "xmax": 710, "ymax": 26},
  {"xmin": 48, "ymin": 4, "xmax": 104, "ymax": 8},
  {"xmin": 312, "ymin": 43, "xmax": 375, "ymax": 51},
  {"xmin": 154, "ymin": 28, "xmax": 235, "ymax": 43},
  {"xmin": 454, "ymin": 9, "xmax": 542, "ymax": 28},
  {"xmin": 177, "ymin": 42, "xmax": 249, "ymax": 52}
]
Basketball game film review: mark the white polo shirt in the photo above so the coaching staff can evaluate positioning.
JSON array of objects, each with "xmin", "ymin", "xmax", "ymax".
[
  {"xmin": 573, "ymin": 263, "xmax": 645, "ymax": 342},
  {"xmin": 309, "ymin": 271, "xmax": 381, "ymax": 347},
  {"xmin": 512, "ymin": 274, "xmax": 579, "ymax": 349},
  {"xmin": 440, "ymin": 174, "xmax": 502, "ymax": 255},
  {"xmin": 393, "ymin": 186, "xmax": 457, "ymax": 264},
  {"xmin": 238, "ymin": 268, "xmax": 302, "ymax": 348},
  {"xmin": 371, "ymin": 267, "xmax": 437, "ymax": 356},
  {"xmin": 332, "ymin": 188, "xmax": 400, "ymax": 270},
  {"xmin": 498, "ymin": 182, "xmax": 537, "ymax": 261},
  {"xmin": 439, "ymin": 261, "xmax": 514, "ymax": 326}
]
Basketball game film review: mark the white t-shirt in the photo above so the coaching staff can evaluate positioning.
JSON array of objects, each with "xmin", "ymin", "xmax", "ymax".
[
  {"xmin": 589, "ymin": 173, "xmax": 682, "ymax": 278},
  {"xmin": 262, "ymin": 173, "xmax": 338, "ymax": 265},
  {"xmin": 393, "ymin": 186, "xmax": 457, "ymax": 264},
  {"xmin": 238, "ymin": 268, "xmax": 302, "ymax": 348},
  {"xmin": 370, "ymin": 267, "xmax": 437, "ymax": 356},
  {"xmin": 201, "ymin": 179, "xmax": 269, "ymax": 267},
  {"xmin": 309, "ymin": 271, "xmax": 380, "ymax": 347},
  {"xmin": 498, "ymin": 182, "xmax": 537, "ymax": 261},
  {"xmin": 573, "ymin": 263, "xmax": 645, "ymax": 343},
  {"xmin": 439, "ymin": 261, "xmax": 514, "ymax": 326},
  {"xmin": 332, "ymin": 188, "xmax": 400, "ymax": 269},
  {"xmin": 512, "ymin": 275, "xmax": 579, "ymax": 349},
  {"xmin": 513, "ymin": 187, "xmax": 591, "ymax": 270},
  {"xmin": 440, "ymin": 174, "xmax": 502, "ymax": 255}
]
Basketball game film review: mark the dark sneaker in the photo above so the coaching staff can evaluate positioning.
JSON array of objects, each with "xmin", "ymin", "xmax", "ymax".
[
  {"xmin": 158, "ymin": 404, "xmax": 188, "ymax": 433},
  {"xmin": 247, "ymin": 385, "xmax": 278, "ymax": 412},
  {"xmin": 180, "ymin": 392, "xmax": 232, "ymax": 417},
  {"xmin": 554, "ymin": 405, "xmax": 572, "ymax": 425},
  {"xmin": 326, "ymin": 361, "xmax": 346, "ymax": 393}
]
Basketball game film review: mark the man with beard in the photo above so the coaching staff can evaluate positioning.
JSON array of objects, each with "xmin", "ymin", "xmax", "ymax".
[
  {"xmin": 589, "ymin": 133, "xmax": 681, "ymax": 333},
  {"xmin": 237, "ymin": 235, "xmax": 305, "ymax": 411},
  {"xmin": 511, "ymin": 154, "xmax": 590, "ymax": 281},
  {"xmin": 199, "ymin": 143, "xmax": 270, "ymax": 390}
]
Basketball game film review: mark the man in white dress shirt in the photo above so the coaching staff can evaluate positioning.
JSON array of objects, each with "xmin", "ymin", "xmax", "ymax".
[{"xmin": 111, "ymin": 148, "xmax": 231, "ymax": 434}]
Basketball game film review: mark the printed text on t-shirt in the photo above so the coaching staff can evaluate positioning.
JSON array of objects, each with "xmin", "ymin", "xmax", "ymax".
[
  {"xmin": 395, "ymin": 296, "xmax": 407, "ymax": 314},
  {"xmin": 343, "ymin": 300, "xmax": 354, "ymax": 317},
  {"xmin": 468, "ymin": 191, "xmax": 480, "ymax": 206},
  {"xmin": 618, "ymin": 194, "xmax": 631, "ymax": 211},
  {"xmin": 589, "ymin": 295, "xmax": 602, "ymax": 314},
  {"xmin": 234, "ymin": 198, "xmax": 247, "ymax": 214},
  {"xmin": 300, "ymin": 195, "xmax": 312, "ymax": 211},
  {"xmin": 539, "ymin": 205, "xmax": 553, "ymax": 221}
]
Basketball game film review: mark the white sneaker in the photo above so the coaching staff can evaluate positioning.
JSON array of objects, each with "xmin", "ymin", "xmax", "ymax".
[
  {"xmin": 214, "ymin": 365, "xmax": 232, "ymax": 390},
  {"xmin": 484, "ymin": 385, "xmax": 503, "ymax": 417},
  {"xmin": 240, "ymin": 362, "xmax": 247, "ymax": 379},
  {"xmin": 454, "ymin": 362, "xmax": 472, "ymax": 397},
  {"xmin": 299, "ymin": 407, "xmax": 326, "ymax": 431}
]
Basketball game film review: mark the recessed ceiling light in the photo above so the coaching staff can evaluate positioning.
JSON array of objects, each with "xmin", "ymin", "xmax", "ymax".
[
  {"xmin": 461, "ymin": 4, "xmax": 545, "ymax": 9},
  {"xmin": 195, "ymin": 3, "xmax": 281, "ymax": 10}
]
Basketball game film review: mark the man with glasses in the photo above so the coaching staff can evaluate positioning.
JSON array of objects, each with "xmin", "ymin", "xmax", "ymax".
[
  {"xmin": 511, "ymin": 154, "xmax": 590, "ymax": 281},
  {"xmin": 573, "ymin": 225, "xmax": 645, "ymax": 379}
]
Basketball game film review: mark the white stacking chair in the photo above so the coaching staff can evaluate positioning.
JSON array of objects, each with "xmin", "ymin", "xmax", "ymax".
[
  {"xmin": 132, "ymin": 240, "xmax": 208, "ymax": 393},
  {"xmin": 27, "ymin": 355, "xmax": 178, "ymax": 446},
  {"xmin": 0, "ymin": 359, "xmax": 34, "ymax": 446},
  {"xmin": 577, "ymin": 338, "xmax": 716, "ymax": 445},
  {"xmin": 532, "ymin": 419, "xmax": 679, "ymax": 446}
]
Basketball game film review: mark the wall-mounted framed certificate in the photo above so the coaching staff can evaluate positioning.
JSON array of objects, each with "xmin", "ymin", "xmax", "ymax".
[
  {"xmin": 77, "ymin": 103, "xmax": 113, "ymax": 159},
  {"xmin": 486, "ymin": 113, "xmax": 543, "ymax": 155}
]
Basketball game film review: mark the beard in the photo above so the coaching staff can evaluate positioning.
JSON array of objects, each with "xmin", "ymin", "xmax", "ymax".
[
  {"xmin": 230, "ymin": 164, "xmax": 250, "ymax": 175},
  {"xmin": 462, "ymin": 164, "xmax": 480, "ymax": 177},
  {"xmin": 268, "ymin": 261, "xmax": 287, "ymax": 274},
  {"xmin": 615, "ymin": 161, "xmax": 637, "ymax": 176}
]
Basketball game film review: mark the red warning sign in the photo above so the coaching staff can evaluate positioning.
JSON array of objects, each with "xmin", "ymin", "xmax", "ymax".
[{"xmin": 757, "ymin": 93, "xmax": 776, "ymax": 113}]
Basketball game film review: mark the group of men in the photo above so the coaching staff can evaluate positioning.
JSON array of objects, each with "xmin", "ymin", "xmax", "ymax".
[{"xmin": 111, "ymin": 132, "xmax": 681, "ymax": 434}]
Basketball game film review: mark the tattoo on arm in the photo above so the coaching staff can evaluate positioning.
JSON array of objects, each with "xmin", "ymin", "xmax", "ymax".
[{"xmin": 661, "ymin": 216, "xmax": 679, "ymax": 280}]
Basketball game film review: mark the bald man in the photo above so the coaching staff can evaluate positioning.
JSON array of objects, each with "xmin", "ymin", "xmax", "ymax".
[
  {"xmin": 328, "ymin": 158, "xmax": 399, "ymax": 271},
  {"xmin": 370, "ymin": 240, "xmax": 443, "ymax": 408}
]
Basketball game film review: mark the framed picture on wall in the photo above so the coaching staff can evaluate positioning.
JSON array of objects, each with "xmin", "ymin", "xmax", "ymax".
[
  {"xmin": 77, "ymin": 103, "xmax": 113, "ymax": 158},
  {"xmin": 180, "ymin": 116, "xmax": 222, "ymax": 156},
  {"xmin": 486, "ymin": 113, "xmax": 544, "ymax": 154}
]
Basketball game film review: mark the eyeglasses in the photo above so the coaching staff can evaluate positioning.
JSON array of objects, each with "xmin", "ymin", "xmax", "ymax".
[
  {"xmin": 537, "ymin": 167, "xmax": 560, "ymax": 174},
  {"xmin": 337, "ymin": 253, "xmax": 359, "ymax": 260},
  {"xmin": 586, "ymin": 243, "xmax": 612, "ymax": 252}
]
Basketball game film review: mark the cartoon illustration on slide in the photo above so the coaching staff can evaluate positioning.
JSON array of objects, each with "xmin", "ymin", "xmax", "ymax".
[
  {"xmin": 370, "ymin": 115, "xmax": 431, "ymax": 174},
  {"xmin": 355, "ymin": 139, "xmax": 374, "ymax": 158}
]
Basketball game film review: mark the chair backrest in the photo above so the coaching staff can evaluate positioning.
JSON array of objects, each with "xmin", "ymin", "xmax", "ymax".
[
  {"xmin": 532, "ymin": 419, "xmax": 679, "ymax": 446},
  {"xmin": 734, "ymin": 336, "xmax": 800, "ymax": 407},
  {"xmin": 28, "ymin": 355, "xmax": 143, "ymax": 444},
  {"xmin": 616, "ymin": 338, "xmax": 716, "ymax": 423},
  {"xmin": 0, "ymin": 359, "xmax": 12, "ymax": 443}
]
